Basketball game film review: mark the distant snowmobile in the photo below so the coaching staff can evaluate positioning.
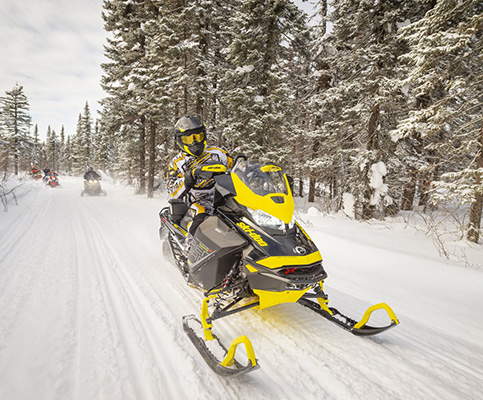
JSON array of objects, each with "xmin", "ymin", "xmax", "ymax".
[
  {"xmin": 159, "ymin": 158, "xmax": 399, "ymax": 377},
  {"xmin": 81, "ymin": 179, "xmax": 106, "ymax": 196},
  {"xmin": 46, "ymin": 175, "xmax": 60, "ymax": 188},
  {"xmin": 32, "ymin": 170, "xmax": 42, "ymax": 180}
]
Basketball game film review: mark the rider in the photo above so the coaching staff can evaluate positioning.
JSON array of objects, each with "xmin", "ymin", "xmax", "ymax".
[
  {"xmin": 165, "ymin": 115, "xmax": 233, "ymax": 236},
  {"xmin": 84, "ymin": 167, "xmax": 101, "ymax": 181}
]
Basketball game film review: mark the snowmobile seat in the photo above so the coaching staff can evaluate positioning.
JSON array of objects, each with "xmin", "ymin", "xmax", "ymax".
[{"xmin": 169, "ymin": 198, "xmax": 189, "ymax": 223}]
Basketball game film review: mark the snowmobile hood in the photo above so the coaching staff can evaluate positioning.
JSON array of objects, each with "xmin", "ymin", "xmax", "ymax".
[{"xmin": 231, "ymin": 173, "xmax": 294, "ymax": 224}]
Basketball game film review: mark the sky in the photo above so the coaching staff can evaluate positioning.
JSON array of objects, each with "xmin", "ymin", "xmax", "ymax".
[
  {"xmin": 0, "ymin": 0, "xmax": 107, "ymax": 140},
  {"xmin": 0, "ymin": 0, "xmax": 316, "ymax": 141}
]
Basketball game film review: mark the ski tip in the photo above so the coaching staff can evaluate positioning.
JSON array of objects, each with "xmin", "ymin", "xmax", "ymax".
[{"xmin": 182, "ymin": 315, "xmax": 260, "ymax": 377}]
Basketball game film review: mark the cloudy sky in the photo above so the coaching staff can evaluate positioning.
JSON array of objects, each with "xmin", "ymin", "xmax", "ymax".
[
  {"xmin": 1, "ymin": 0, "xmax": 315, "ymax": 141},
  {"xmin": 0, "ymin": 0, "xmax": 106, "ymax": 140}
]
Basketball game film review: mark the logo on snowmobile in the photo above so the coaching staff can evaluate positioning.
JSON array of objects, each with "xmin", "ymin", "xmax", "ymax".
[
  {"xmin": 236, "ymin": 222, "xmax": 268, "ymax": 247},
  {"xmin": 293, "ymin": 246, "xmax": 307, "ymax": 255}
]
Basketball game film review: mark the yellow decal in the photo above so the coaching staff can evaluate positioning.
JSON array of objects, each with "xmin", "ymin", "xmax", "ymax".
[
  {"xmin": 257, "ymin": 251, "xmax": 322, "ymax": 269},
  {"xmin": 253, "ymin": 288, "xmax": 310, "ymax": 309},
  {"xmin": 260, "ymin": 165, "xmax": 282, "ymax": 173},
  {"xmin": 237, "ymin": 222, "xmax": 268, "ymax": 247},
  {"xmin": 245, "ymin": 264, "xmax": 258, "ymax": 273},
  {"xmin": 173, "ymin": 223, "xmax": 188, "ymax": 236},
  {"xmin": 200, "ymin": 164, "xmax": 227, "ymax": 173}
]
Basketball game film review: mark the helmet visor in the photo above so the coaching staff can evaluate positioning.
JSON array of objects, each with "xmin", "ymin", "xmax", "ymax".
[{"xmin": 180, "ymin": 131, "xmax": 205, "ymax": 145}]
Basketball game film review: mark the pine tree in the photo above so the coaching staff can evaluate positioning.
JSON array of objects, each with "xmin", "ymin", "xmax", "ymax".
[
  {"xmin": 64, "ymin": 136, "xmax": 73, "ymax": 174},
  {"xmin": 31, "ymin": 124, "xmax": 41, "ymax": 167},
  {"xmin": 102, "ymin": 0, "xmax": 157, "ymax": 192},
  {"xmin": 0, "ymin": 84, "xmax": 32, "ymax": 175},
  {"xmin": 71, "ymin": 114, "xmax": 85, "ymax": 173},
  {"xmin": 50, "ymin": 129, "xmax": 59, "ymax": 171},
  {"xmin": 222, "ymin": 0, "xmax": 309, "ymax": 164},
  {"xmin": 394, "ymin": 0, "xmax": 483, "ymax": 241},
  {"xmin": 82, "ymin": 102, "xmax": 93, "ymax": 166},
  {"xmin": 45, "ymin": 126, "xmax": 53, "ymax": 168},
  {"xmin": 59, "ymin": 126, "xmax": 66, "ymax": 172},
  {"xmin": 309, "ymin": 0, "xmax": 433, "ymax": 218}
]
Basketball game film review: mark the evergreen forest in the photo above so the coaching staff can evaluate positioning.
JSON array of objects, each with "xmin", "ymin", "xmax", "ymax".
[{"xmin": 0, "ymin": 0, "xmax": 482, "ymax": 242}]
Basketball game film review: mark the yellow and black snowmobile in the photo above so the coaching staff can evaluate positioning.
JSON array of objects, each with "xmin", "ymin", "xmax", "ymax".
[{"xmin": 159, "ymin": 158, "xmax": 399, "ymax": 377}]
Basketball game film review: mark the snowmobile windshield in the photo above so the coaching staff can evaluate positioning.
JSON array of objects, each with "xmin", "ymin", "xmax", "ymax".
[{"xmin": 232, "ymin": 160, "xmax": 288, "ymax": 196}]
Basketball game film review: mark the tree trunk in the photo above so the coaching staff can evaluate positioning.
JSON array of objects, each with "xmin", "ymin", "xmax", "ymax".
[
  {"xmin": 298, "ymin": 177, "xmax": 303, "ymax": 197},
  {"xmin": 368, "ymin": 103, "xmax": 380, "ymax": 151},
  {"xmin": 361, "ymin": 103, "xmax": 380, "ymax": 220},
  {"xmin": 138, "ymin": 117, "xmax": 146, "ymax": 194},
  {"xmin": 361, "ymin": 187, "xmax": 375, "ymax": 219},
  {"xmin": 308, "ymin": 176, "xmax": 316, "ymax": 203},
  {"xmin": 418, "ymin": 175, "xmax": 431, "ymax": 207},
  {"xmin": 467, "ymin": 120, "xmax": 483, "ymax": 243},
  {"xmin": 147, "ymin": 119, "xmax": 156, "ymax": 198},
  {"xmin": 330, "ymin": 175, "xmax": 337, "ymax": 200},
  {"xmin": 401, "ymin": 174, "xmax": 417, "ymax": 211},
  {"xmin": 14, "ymin": 139, "xmax": 19, "ymax": 175}
]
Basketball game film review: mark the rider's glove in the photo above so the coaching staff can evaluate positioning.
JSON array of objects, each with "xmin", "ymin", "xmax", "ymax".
[{"xmin": 184, "ymin": 168, "xmax": 197, "ymax": 190}]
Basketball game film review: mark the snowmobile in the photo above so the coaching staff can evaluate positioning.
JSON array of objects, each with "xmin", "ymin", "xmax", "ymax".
[
  {"xmin": 32, "ymin": 170, "xmax": 42, "ymax": 180},
  {"xmin": 159, "ymin": 158, "xmax": 399, "ymax": 377},
  {"xmin": 81, "ymin": 179, "xmax": 107, "ymax": 196},
  {"xmin": 46, "ymin": 175, "xmax": 60, "ymax": 188}
]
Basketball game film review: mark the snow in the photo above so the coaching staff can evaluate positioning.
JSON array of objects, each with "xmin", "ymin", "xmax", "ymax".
[
  {"xmin": 1, "ymin": 176, "xmax": 483, "ymax": 399},
  {"xmin": 235, "ymin": 65, "xmax": 255, "ymax": 74},
  {"xmin": 307, "ymin": 206, "xmax": 322, "ymax": 216},
  {"xmin": 396, "ymin": 19, "xmax": 412, "ymax": 29},
  {"xmin": 342, "ymin": 192, "xmax": 355, "ymax": 217},
  {"xmin": 369, "ymin": 161, "xmax": 389, "ymax": 205}
]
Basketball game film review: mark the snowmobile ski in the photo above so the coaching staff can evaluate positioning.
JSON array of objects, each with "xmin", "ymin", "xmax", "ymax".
[
  {"xmin": 182, "ymin": 315, "xmax": 259, "ymax": 377},
  {"xmin": 298, "ymin": 298, "xmax": 399, "ymax": 336}
]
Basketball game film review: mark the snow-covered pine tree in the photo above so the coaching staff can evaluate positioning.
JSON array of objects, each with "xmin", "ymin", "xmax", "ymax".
[
  {"xmin": 47, "ymin": 128, "xmax": 60, "ymax": 171},
  {"xmin": 131, "ymin": 0, "xmax": 177, "ymax": 196},
  {"xmin": 199, "ymin": 0, "xmax": 238, "ymax": 145},
  {"xmin": 304, "ymin": 0, "xmax": 334, "ymax": 204},
  {"xmin": 31, "ymin": 124, "xmax": 41, "ymax": 168},
  {"xmin": 96, "ymin": 119, "xmax": 118, "ymax": 173},
  {"xmin": 310, "ymin": 0, "xmax": 431, "ymax": 218},
  {"xmin": 64, "ymin": 136, "xmax": 73, "ymax": 174},
  {"xmin": 161, "ymin": 0, "xmax": 236, "ymax": 151},
  {"xmin": 59, "ymin": 126, "xmax": 66, "ymax": 173},
  {"xmin": 0, "ymin": 84, "xmax": 32, "ymax": 175},
  {"xmin": 221, "ymin": 0, "xmax": 309, "ymax": 164},
  {"xmin": 102, "ymin": 0, "xmax": 166, "ymax": 193},
  {"xmin": 82, "ymin": 102, "xmax": 93, "ymax": 167},
  {"xmin": 91, "ymin": 119, "xmax": 101, "ymax": 169},
  {"xmin": 71, "ymin": 114, "xmax": 85, "ymax": 174},
  {"xmin": 395, "ymin": 0, "xmax": 483, "ymax": 242},
  {"xmin": 280, "ymin": 2, "xmax": 312, "ymax": 198},
  {"xmin": 102, "ymin": 0, "xmax": 143, "ymax": 188},
  {"xmin": 45, "ymin": 126, "xmax": 53, "ymax": 169},
  {"xmin": 101, "ymin": 0, "xmax": 237, "ymax": 194}
]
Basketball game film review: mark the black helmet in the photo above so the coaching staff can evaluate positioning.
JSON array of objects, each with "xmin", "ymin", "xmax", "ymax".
[{"xmin": 173, "ymin": 115, "xmax": 207, "ymax": 157}]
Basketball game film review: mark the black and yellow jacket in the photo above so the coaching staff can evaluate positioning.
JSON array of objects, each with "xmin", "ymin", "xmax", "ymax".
[{"xmin": 165, "ymin": 147, "xmax": 233, "ymax": 201}]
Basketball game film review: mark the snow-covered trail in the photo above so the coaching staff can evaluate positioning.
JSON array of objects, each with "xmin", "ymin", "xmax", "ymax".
[{"xmin": 1, "ymin": 176, "xmax": 482, "ymax": 400}]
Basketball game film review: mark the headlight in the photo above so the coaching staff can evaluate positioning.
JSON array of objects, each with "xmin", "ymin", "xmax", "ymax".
[{"xmin": 248, "ymin": 208, "xmax": 294, "ymax": 230}]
